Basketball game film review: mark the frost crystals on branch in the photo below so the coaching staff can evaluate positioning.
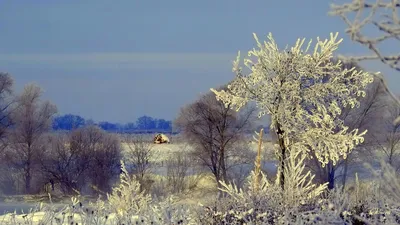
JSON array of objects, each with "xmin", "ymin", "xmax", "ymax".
[
  {"xmin": 329, "ymin": 0, "xmax": 400, "ymax": 124},
  {"xmin": 329, "ymin": 0, "xmax": 400, "ymax": 72},
  {"xmin": 107, "ymin": 161, "xmax": 151, "ymax": 217},
  {"xmin": 211, "ymin": 32, "xmax": 373, "ymax": 189}
]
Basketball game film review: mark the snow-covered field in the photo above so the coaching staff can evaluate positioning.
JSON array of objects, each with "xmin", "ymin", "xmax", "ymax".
[{"xmin": 121, "ymin": 142, "xmax": 194, "ymax": 162}]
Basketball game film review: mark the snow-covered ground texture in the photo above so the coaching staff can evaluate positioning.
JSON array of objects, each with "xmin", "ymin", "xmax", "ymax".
[
  {"xmin": 0, "ymin": 138, "xmax": 397, "ymax": 224},
  {"xmin": 1, "ymin": 154, "xmax": 400, "ymax": 224}
]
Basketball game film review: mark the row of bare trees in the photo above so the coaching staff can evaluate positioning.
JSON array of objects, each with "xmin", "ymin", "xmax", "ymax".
[
  {"xmin": 0, "ymin": 71, "xmax": 257, "ymax": 196},
  {"xmin": 0, "ymin": 72, "xmax": 122, "ymax": 195}
]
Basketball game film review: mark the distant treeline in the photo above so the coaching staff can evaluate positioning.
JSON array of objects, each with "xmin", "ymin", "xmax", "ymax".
[{"xmin": 52, "ymin": 114, "xmax": 174, "ymax": 133}]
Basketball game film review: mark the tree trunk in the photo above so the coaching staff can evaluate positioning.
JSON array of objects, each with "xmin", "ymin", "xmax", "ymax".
[
  {"xmin": 341, "ymin": 157, "xmax": 349, "ymax": 191},
  {"xmin": 327, "ymin": 162, "xmax": 335, "ymax": 190},
  {"xmin": 219, "ymin": 147, "xmax": 227, "ymax": 183},
  {"xmin": 25, "ymin": 166, "xmax": 31, "ymax": 194},
  {"xmin": 276, "ymin": 123, "xmax": 286, "ymax": 190},
  {"xmin": 25, "ymin": 149, "xmax": 32, "ymax": 194},
  {"xmin": 211, "ymin": 149, "xmax": 220, "ymax": 188}
]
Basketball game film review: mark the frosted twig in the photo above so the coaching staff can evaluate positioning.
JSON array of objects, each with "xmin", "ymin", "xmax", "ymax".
[{"xmin": 329, "ymin": 0, "xmax": 400, "ymax": 72}]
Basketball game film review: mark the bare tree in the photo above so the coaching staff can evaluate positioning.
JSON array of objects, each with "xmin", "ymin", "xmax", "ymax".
[
  {"xmin": 370, "ymin": 95, "xmax": 400, "ymax": 171},
  {"xmin": 0, "ymin": 73, "xmax": 15, "ymax": 151},
  {"xmin": 166, "ymin": 151, "xmax": 191, "ymax": 194},
  {"xmin": 174, "ymin": 89, "xmax": 255, "ymax": 187},
  {"xmin": 85, "ymin": 126, "xmax": 122, "ymax": 193},
  {"xmin": 40, "ymin": 133, "xmax": 89, "ymax": 194},
  {"xmin": 0, "ymin": 73, "xmax": 16, "ymax": 194},
  {"xmin": 41, "ymin": 126, "xmax": 122, "ymax": 194},
  {"xmin": 123, "ymin": 134, "xmax": 154, "ymax": 191},
  {"xmin": 6, "ymin": 84, "xmax": 57, "ymax": 194},
  {"xmin": 165, "ymin": 148, "xmax": 205, "ymax": 194}
]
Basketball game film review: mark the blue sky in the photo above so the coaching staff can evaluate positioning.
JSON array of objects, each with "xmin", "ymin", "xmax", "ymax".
[{"xmin": 0, "ymin": 0, "xmax": 398, "ymax": 123}]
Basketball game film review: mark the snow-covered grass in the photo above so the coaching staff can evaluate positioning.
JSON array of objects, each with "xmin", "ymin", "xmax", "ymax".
[
  {"xmin": 121, "ymin": 140, "xmax": 275, "ymax": 161},
  {"xmin": 0, "ymin": 135, "xmax": 399, "ymax": 225},
  {"xmin": 121, "ymin": 142, "xmax": 192, "ymax": 162},
  {"xmin": 0, "ymin": 138, "xmax": 267, "ymax": 223},
  {"xmin": 1, "ymin": 139, "xmax": 391, "ymax": 224},
  {"xmin": 1, "ymin": 154, "xmax": 399, "ymax": 224},
  {"xmin": 0, "ymin": 138, "xmax": 390, "ymax": 224}
]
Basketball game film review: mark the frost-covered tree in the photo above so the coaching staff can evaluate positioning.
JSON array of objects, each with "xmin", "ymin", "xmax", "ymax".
[
  {"xmin": 203, "ymin": 130, "xmax": 328, "ymax": 224},
  {"xmin": 307, "ymin": 68, "xmax": 386, "ymax": 190},
  {"xmin": 211, "ymin": 32, "xmax": 373, "ymax": 190},
  {"xmin": 107, "ymin": 161, "xmax": 152, "ymax": 219}
]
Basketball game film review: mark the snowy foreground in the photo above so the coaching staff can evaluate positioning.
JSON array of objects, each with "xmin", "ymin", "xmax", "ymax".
[
  {"xmin": 0, "ymin": 141, "xmax": 387, "ymax": 224},
  {"xmin": 0, "ymin": 211, "xmax": 126, "ymax": 224}
]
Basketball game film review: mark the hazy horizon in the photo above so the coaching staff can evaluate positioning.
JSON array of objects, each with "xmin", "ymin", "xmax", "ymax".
[{"xmin": 1, "ymin": 0, "xmax": 399, "ymax": 123}]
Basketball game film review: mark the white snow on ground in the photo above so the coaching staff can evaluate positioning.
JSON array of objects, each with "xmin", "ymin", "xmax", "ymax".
[
  {"xmin": 0, "ymin": 140, "xmax": 278, "ymax": 224},
  {"xmin": 121, "ymin": 142, "xmax": 194, "ymax": 162},
  {"xmin": 0, "ymin": 211, "xmax": 125, "ymax": 224}
]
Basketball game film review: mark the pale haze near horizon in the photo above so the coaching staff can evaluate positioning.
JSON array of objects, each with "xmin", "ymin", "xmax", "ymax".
[{"xmin": 0, "ymin": 0, "xmax": 398, "ymax": 123}]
